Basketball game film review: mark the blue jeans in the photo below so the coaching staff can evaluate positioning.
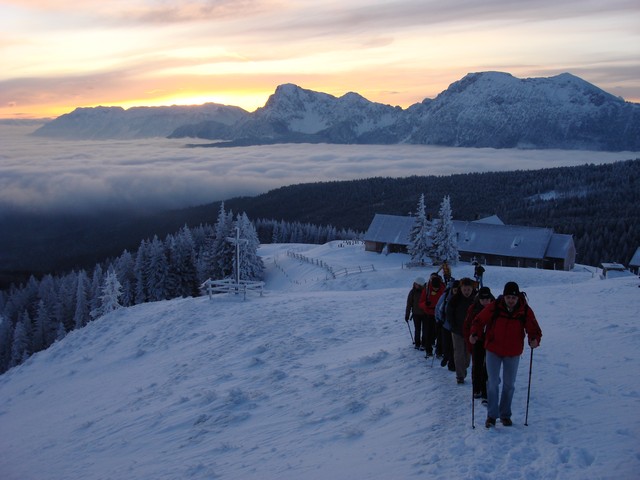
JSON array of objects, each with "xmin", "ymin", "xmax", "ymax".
[{"xmin": 485, "ymin": 350, "xmax": 520, "ymax": 420}]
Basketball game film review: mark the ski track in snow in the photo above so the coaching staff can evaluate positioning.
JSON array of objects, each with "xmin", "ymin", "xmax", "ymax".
[{"xmin": 0, "ymin": 242, "xmax": 639, "ymax": 479}]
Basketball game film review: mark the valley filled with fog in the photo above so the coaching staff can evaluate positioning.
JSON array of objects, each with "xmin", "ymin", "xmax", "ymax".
[{"xmin": 2, "ymin": 124, "xmax": 638, "ymax": 215}]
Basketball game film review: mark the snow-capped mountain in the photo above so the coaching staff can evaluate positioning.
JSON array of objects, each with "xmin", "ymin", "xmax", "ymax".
[
  {"xmin": 32, "ymin": 103, "xmax": 249, "ymax": 140},
  {"xmin": 405, "ymin": 72, "xmax": 640, "ymax": 150},
  {"xmin": 33, "ymin": 72, "xmax": 640, "ymax": 150}
]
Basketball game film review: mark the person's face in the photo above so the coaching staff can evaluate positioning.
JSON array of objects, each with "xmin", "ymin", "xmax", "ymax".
[
  {"xmin": 504, "ymin": 295, "xmax": 519, "ymax": 309},
  {"xmin": 461, "ymin": 285, "xmax": 473, "ymax": 297},
  {"xmin": 479, "ymin": 297, "xmax": 491, "ymax": 306}
]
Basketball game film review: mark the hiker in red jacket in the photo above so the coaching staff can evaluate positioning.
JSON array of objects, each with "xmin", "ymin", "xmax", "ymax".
[
  {"xmin": 418, "ymin": 273, "xmax": 445, "ymax": 358},
  {"xmin": 470, "ymin": 281, "xmax": 542, "ymax": 428}
]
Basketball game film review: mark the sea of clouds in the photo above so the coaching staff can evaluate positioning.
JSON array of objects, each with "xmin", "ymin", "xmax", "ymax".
[{"xmin": 1, "ymin": 124, "xmax": 638, "ymax": 214}]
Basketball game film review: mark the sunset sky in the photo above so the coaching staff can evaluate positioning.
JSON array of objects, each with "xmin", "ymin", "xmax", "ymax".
[{"xmin": 1, "ymin": 0, "xmax": 639, "ymax": 119}]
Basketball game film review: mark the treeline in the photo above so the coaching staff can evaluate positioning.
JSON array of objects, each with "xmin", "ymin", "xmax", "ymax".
[
  {"xmin": 0, "ymin": 210, "xmax": 357, "ymax": 374},
  {"xmin": 221, "ymin": 159, "xmax": 640, "ymax": 267}
]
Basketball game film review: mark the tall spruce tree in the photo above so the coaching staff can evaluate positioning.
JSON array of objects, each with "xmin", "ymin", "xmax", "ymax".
[
  {"xmin": 234, "ymin": 213, "xmax": 264, "ymax": 281},
  {"xmin": 91, "ymin": 269, "xmax": 123, "ymax": 319},
  {"xmin": 407, "ymin": 193, "xmax": 433, "ymax": 264},
  {"xmin": 433, "ymin": 195, "xmax": 459, "ymax": 265}
]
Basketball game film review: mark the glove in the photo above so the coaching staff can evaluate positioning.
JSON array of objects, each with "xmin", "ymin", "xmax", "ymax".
[
  {"xmin": 469, "ymin": 334, "xmax": 477, "ymax": 345},
  {"xmin": 529, "ymin": 338, "xmax": 539, "ymax": 349}
]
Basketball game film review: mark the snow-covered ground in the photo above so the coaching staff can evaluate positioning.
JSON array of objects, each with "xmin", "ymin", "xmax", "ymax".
[{"xmin": 1, "ymin": 241, "xmax": 639, "ymax": 479}]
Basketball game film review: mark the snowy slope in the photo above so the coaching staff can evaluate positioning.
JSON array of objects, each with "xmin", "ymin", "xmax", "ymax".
[{"xmin": 0, "ymin": 241, "xmax": 639, "ymax": 479}]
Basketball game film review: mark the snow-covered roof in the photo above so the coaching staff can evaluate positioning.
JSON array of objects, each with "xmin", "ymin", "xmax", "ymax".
[
  {"xmin": 453, "ymin": 220, "xmax": 553, "ymax": 260},
  {"xmin": 545, "ymin": 233, "xmax": 575, "ymax": 260},
  {"xmin": 473, "ymin": 214, "xmax": 504, "ymax": 225},
  {"xmin": 600, "ymin": 262, "xmax": 626, "ymax": 270},
  {"xmin": 629, "ymin": 247, "xmax": 640, "ymax": 267},
  {"xmin": 364, "ymin": 214, "xmax": 573, "ymax": 260},
  {"xmin": 363, "ymin": 214, "xmax": 415, "ymax": 245}
]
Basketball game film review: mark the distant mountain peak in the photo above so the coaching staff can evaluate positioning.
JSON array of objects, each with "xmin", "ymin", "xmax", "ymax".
[{"xmin": 32, "ymin": 72, "xmax": 640, "ymax": 150}]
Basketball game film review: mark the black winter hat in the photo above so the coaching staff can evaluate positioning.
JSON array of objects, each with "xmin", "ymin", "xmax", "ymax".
[
  {"xmin": 478, "ymin": 287, "xmax": 493, "ymax": 299},
  {"xmin": 503, "ymin": 281, "xmax": 520, "ymax": 296}
]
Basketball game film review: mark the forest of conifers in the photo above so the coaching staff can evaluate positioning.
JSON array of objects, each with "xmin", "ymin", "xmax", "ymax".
[{"xmin": 222, "ymin": 158, "xmax": 639, "ymax": 268}]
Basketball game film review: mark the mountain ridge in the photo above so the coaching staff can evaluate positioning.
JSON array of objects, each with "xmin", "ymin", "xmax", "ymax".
[{"xmin": 32, "ymin": 72, "xmax": 640, "ymax": 151}]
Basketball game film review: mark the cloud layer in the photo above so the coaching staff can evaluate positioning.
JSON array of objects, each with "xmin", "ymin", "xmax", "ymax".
[{"xmin": 1, "ymin": 125, "xmax": 638, "ymax": 215}]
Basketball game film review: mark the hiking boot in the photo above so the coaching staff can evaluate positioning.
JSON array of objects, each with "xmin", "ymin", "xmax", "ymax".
[
  {"xmin": 485, "ymin": 417, "xmax": 496, "ymax": 428},
  {"xmin": 456, "ymin": 377, "xmax": 465, "ymax": 384},
  {"xmin": 440, "ymin": 358, "xmax": 448, "ymax": 367},
  {"xmin": 414, "ymin": 344, "xmax": 419, "ymax": 350},
  {"xmin": 501, "ymin": 417, "xmax": 513, "ymax": 426},
  {"xmin": 425, "ymin": 352, "xmax": 433, "ymax": 358},
  {"xmin": 473, "ymin": 391, "xmax": 482, "ymax": 399},
  {"xmin": 447, "ymin": 363, "xmax": 456, "ymax": 372}
]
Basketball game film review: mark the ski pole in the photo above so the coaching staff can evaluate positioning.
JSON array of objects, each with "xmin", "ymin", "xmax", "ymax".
[
  {"xmin": 472, "ymin": 381, "xmax": 475, "ymax": 429},
  {"xmin": 406, "ymin": 315, "xmax": 414, "ymax": 344},
  {"xmin": 524, "ymin": 347, "xmax": 534, "ymax": 426}
]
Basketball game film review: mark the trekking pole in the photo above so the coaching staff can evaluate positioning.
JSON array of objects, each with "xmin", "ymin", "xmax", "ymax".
[
  {"xmin": 471, "ymin": 382, "xmax": 476, "ymax": 429},
  {"xmin": 524, "ymin": 347, "xmax": 534, "ymax": 426},
  {"xmin": 406, "ymin": 315, "xmax": 414, "ymax": 344}
]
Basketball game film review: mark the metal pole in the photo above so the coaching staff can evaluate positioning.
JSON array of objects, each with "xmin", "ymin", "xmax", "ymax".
[
  {"xmin": 406, "ymin": 315, "xmax": 414, "ymax": 344},
  {"xmin": 524, "ymin": 347, "xmax": 534, "ymax": 426},
  {"xmin": 472, "ymin": 381, "xmax": 475, "ymax": 429}
]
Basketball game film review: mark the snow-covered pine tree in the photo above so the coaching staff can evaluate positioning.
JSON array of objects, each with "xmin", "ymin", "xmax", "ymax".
[
  {"xmin": 0, "ymin": 315, "xmax": 12, "ymax": 372},
  {"xmin": 113, "ymin": 250, "xmax": 135, "ymax": 307},
  {"xmin": 88, "ymin": 264, "xmax": 104, "ymax": 316},
  {"xmin": 90, "ymin": 269, "xmax": 123, "ymax": 319},
  {"xmin": 73, "ymin": 270, "xmax": 90, "ymax": 329},
  {"xmin": 134, "ymin": 239, "xmax": 150, "ymax": 304},
  {"xmin": 32, "ymin": 299, "xmax": 52, "ymax": 353},
  {"xmin": 407, "ymin": 193, "xmax": 433, "ymax": 264},
  {"xmin": 432, "ymin": 195, "xmax": 459, "ymax": 265},
  {"xmin": 10, "ymin": 311, "xmax": 31, "ymax": 367},
  {"xmin": 166, "ymin": 226, "xmax": 199, "ymax": 297},
  {"xmin": 214, "ymin": 206, "xmax": 236, "ymax": 280},
  {"xmin": 234, "ymin": 212, "xmax": 264, "ymax": 281},
  {"xmin": 145, "ymin": 235, "xmax": 169, "ymax": 302}
]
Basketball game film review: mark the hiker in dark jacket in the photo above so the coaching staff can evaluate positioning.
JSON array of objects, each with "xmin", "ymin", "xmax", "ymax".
[
  {"xmin": 446, "ymin": 277, "xmax": 476, "ymax": 384},
  {"xmin": 463, "ymin": 286, "xmax": 494, "ymax": 403},
  {"xmin": 435, "ymin": 279, "xmax": 458, "ymax": 371},
  {"xmin": 473, "ymin": 262, "xmax": 486, "ymax": 288},
  {"xmin": 405, "ymin": 277, "xmax": 427, "ymax": 349},
  {"xmin": 470, "ymin": 281, "xmax": 542, "ymax": 428}
]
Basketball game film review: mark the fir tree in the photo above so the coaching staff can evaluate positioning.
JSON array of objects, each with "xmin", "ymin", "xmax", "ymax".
[
  {"xmin": 234, "ymin": 213, "xmax": 264, "ymax": 281},
  {"xmin": 407, "ymin": 193, "xmax": 433, "ymax": 264},
  {"xmin": 91, "ymin": 270, "xmax": 123, "ymax": 319},
  {"xmin": 10, "ymin": 312, "xmax": 31, "ymax": 367},
  {"xmin": 433, "ymin": 195, "xmax": 459, "ymax": 265},
  {"xmin": 73, "ymin": 270, "xmax": 90, "ymax": 329}
]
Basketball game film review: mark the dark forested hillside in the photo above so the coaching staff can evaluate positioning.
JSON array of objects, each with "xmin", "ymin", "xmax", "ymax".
[
  {"xmin": 219, "ymin": 159, "xmax": 640, "ymax": 267},
  {"xmin": 1, "ymin": 159, "xmax": 638, "ymax": 287}
]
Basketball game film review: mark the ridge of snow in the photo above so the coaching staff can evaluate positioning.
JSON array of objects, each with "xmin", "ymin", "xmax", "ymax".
[{"xmin": 1, "ymin": 241, "xmax": 639, "ymax": 479}]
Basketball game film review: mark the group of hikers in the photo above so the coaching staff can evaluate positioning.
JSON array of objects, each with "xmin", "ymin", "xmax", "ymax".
[{"xmin": 405, "ymin": 265, "xmax": 542, "ymax": 428}]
